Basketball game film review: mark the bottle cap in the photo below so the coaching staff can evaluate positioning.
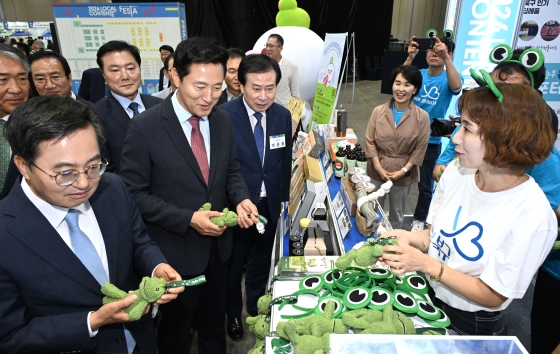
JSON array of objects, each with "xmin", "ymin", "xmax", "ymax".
[{"xmin": 300, "ymin": 218, "xmax": 311, "ymax": 228}]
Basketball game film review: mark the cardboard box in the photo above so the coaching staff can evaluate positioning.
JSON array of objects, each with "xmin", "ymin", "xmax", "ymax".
[
  {"xmin": 304, "ymin": 155, "xmax": 323, "ymax": 183},
  {"xmin": 340, "ymin": 176, "xmax": 357, "ymax": 216}
]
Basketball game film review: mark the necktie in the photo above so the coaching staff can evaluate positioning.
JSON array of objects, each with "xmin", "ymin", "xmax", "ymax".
[
  {"xmin": 65, "ymin": 209, "xmax": 136, "ymax": 354},
  {"xmin": 0, "ymin": 120, "xmax": 10, "ymax": 189},
  {"xmin": 188, "ymin": 116, "xmax": 210, "ymax": 184},
  {"xmin": 253, "ymin": 112, "xmax": 264, "ymax": 165},
  {"xmin": 128, "ymin": 102, "xmax": 140, "ymax": 117}
]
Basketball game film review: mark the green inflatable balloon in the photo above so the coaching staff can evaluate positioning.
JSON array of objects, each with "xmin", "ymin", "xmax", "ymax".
[{"xmin": 276, "ymin": 0, "xmax": 310, "ymax": 28}]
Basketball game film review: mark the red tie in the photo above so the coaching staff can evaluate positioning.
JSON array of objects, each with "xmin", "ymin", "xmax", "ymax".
[{"xmin": 188, "ymin": 116, "xmax": 209, "ymax": 185}]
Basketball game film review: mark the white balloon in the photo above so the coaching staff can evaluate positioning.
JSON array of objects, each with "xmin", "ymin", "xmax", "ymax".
[{"xmin": 254, "ymin": 27, "xmax": 324, "ymax": 102}]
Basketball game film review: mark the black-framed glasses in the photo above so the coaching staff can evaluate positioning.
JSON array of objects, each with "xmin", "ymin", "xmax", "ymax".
[{"xmin": 31, "ymin": 158, "xmax": 108, "ymax": 186}]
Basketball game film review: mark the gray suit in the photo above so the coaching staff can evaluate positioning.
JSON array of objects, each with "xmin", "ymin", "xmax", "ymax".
[{"xmin": 275, "ymin": 57, "xmax": 300, "ymax": 107}]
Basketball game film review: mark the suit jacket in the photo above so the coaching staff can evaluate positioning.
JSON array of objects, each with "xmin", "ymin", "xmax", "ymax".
[
  {"xmin": 217, "ymin": 89, "xmax": 228, "ymax": 106},
  {"xmin": 119, "ymin": 96, "xmax": 250, "ymax": 275},
  {"xmin": 78, "ymin": 68, "xmax": 107, "ymax": 104},
  {"xmin": 0, "ymin": 155, "xmax": 18, "ymax": 200},
  {"xmin": 94, "ymin": 93, "xmax": 162, "ymax": 173},
  {"xmin": 275, "ymin": 57, "xmax": 300, "ymax": 106},
  {"xmin": 77, "ymin": 94, "xmax": 94, "ymax": 107},
  {"xmin": 220, "ymin": 97, "xmax": 292, "ymax": 222},
  {"xmin": 0, "ymin": 173, "xmax": 167, "ymax": 354},
  {"xmin": 158, "ymin": 67, "xmax": 170, "ymax": 92}
]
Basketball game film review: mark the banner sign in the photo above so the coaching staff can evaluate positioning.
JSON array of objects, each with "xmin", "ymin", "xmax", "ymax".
[
  {"xmin": 52, "ymin": 2, "xmax": 187, "ymax": 95},
  {"xmin": 310, "ymin": 33, "xmax": 347, "ymax": 130},
  {"xmin": 517, "ymin": 0, "xmax": 560, "ymax": 139}
]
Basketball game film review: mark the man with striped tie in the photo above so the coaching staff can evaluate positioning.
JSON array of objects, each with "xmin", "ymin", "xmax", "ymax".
[
  {"xmin": 220, "ymin": 54, "xmax": 292, "ymax": 341},
  {"xmin": 0, "ymin": 96, "xmax": 183, "ymax": 353}
]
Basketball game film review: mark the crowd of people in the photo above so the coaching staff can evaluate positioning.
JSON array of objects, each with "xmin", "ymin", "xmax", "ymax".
[{"xmin": 0, "ymin": 28, "xmax": 558, "ymax": 354}]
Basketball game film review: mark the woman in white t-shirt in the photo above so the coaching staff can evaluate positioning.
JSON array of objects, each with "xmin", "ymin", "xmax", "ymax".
[{"xmin": 380, "ymin": 82, "xmax": 558, "ymax": 335}]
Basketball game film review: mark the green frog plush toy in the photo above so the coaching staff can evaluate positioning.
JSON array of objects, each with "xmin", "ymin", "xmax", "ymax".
[
  {"xmin": 101, "ymin": 277, "xmax": 166, "ymax": 321},
  {"xmin": 199, "ymin": 202, "xmax": 238, "ymax": 227}
]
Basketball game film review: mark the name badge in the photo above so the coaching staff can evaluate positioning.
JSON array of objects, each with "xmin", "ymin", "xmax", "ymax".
[{"xmin": 269, "ymin": 134, "xmax": 285, "ymax": 149}]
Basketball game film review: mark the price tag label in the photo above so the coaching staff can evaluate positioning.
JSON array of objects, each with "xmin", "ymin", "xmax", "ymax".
[
  {"xmin": 332, "ymin": 192, "xmax": 345, "ymax": 217},
  {"xmin": 337, "ymin": 208, "xmax": 352, "ymax": 239}
]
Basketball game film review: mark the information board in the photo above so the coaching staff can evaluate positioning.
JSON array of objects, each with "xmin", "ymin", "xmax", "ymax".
[{"xmin": 52, "ymin": 2, "xmax": 187, "ymax": 95}]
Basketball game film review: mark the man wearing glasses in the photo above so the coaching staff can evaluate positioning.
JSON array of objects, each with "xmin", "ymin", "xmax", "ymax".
[
  {"xmin": 0, "ymin": 96, "xmax": 184, "ymax": 353},
  {"xmin": 158, "ymin": 45, "xmax": 174, "ymax": 92},
  {"xmin": 29, "ymin": 51, "xmax": 93, "ymax": 106},
  {"xmin": 265, "ymin": 34, "xmax": 300, "ymax": 107}
]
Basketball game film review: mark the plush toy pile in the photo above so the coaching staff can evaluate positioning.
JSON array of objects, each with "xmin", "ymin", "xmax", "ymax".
[
  {"xmin": 198, "ymin": 202, "xmax": 238, "ymax": 227},
  {"xmin": 257, "ymin": 244, "xmax": 451, "ymax": 353}
]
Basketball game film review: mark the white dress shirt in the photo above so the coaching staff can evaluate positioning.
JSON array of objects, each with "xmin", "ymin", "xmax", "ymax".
[
  {"xmin": 111, "ymin": 91, "xmax": 145, "ymax": 118},
  {"xmin": 242, "ymin": 97, "xmax": 267, "ymax": 197},
  {"xmin": 21, "ymin": 178, "xmax": 108, "ymax": 337},
  {"xmin": 171, "ymin": 90, "xmax": 211, "ymax": 165}
]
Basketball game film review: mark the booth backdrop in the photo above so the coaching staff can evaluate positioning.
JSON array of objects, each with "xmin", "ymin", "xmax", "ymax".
[{"xmin": 119, "ymin": 0, "xmax": 394, "ymax": 80}]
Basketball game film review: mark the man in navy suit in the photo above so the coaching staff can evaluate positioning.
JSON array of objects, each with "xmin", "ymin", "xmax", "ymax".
[
  {"xmin": 119, "ymin": 37, "xmax": 259, "ymax": 354},
  {"xmin": 220, "ymin": 54, "xmax": 292, "ymax": 341},
  {"xmin": 29, "ymin": 51, "xmax": 93, "ymax": 106},
  {"xmin": 93, "ymin": 41, "xmax": 162, "ymax": 173},
  {"xmin": 0, "ymin": 96, "xmax": 183, "ymax": 353}
]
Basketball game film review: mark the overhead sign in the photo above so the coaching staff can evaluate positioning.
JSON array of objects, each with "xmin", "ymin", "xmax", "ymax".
[{"xmin": 52, "ymin": 2, "xmax": 187, "ymax": 95}]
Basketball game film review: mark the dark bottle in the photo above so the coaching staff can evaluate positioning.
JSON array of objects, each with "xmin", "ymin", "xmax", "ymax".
[
  {"xmin": 355, "ymin": 143, "xmax": 363, "ymax": 153},
  {"xmin": 346, "ymin": 151, "xmax": 357, "ymax": 172},
  {"xmin": 335, "ymin": 147, "xmax": 346, "ymax": 179},
  {"xmin": 357, "ymin": 152, "xmax": 368, "ymax": 170}
]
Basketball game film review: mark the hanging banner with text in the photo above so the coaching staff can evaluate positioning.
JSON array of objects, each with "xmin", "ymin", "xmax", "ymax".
[
  {"xmin": 52, "ymin": 2, "xmax": 187, "ymax": 95},
  {"xmin": 310, "ymin": 33, "xmax": 347, "ymax": 130},
  {"xmin": 516, "ymin": 0, "xmax": 560, "ymax": 146}
]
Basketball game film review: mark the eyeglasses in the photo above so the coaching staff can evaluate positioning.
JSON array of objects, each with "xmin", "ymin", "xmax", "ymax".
[
  {"xmin": 264, "ymin": 44, "xmax": 280, "ymax": 49},
  {"xmin": 31, "ymin": 159, "xmax": 108, "ymax": 186},
  {"xmin": 33, "ymin": 74, "xmax": 64, "ymax": 86}
]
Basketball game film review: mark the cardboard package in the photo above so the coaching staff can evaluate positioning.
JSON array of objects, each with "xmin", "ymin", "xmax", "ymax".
[{"xmin": 340, "ymin": 176, "xmax": 357, "ymax": 216}]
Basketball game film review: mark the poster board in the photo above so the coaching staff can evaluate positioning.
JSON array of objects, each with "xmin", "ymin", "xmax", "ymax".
[
  {"xmin": 516, "ymin": 0, "xmax": 560, "ymax": 147},
  {"xmin": 52, "ymin": 2, "xmax": 187, "ymax": 95}
]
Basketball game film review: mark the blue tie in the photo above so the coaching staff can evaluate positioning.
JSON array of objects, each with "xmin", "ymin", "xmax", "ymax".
[
  {"xmin": 128, "ymin": 102, "xmax": 140, "ymax": 117},
  {"xmin": 65, "ymin": 209, "xmax": 136, "ymax": 354},
  {"xmin": 254, "ymin": 112, "xmax": 264, "ymax": 165}
]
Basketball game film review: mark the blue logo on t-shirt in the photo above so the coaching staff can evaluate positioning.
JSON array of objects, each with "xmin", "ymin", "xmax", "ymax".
[{"xmin": 433, "ymin": 206, "xmax": 485, "ymax": 262}]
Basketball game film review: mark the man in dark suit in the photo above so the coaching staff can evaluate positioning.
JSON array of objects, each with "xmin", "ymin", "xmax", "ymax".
[
  {"xmin": 0, "ymin": 96, "xmax": 183, "ymax": 353},
  {"xmin": 220, "ymin": 54, "xmax": 292, "ymax": 341},
  {"xmin": 93, "ymin": 41, "xmax": 162, "ymax": 173},
  {"xmin": 119, "ymin": 37, "xmax": 259, "ymax": 354},
  {"xmin": 158, "ymin": 45, "xmax": 174, "ymax": 91},
  {"xmin": 0, "ymin": 44, "xmax": 30, "ymax": 200},
  {"xmin": 29, "ymin": 51, "xmax": 93, "ymax": 106},
  {"xmin": 217, "ymin": 48, "xmax": 244, "ymax": 106},
  {"xmin": 78, "ymin": 67, "xmax": 108, "ymax": 104}
]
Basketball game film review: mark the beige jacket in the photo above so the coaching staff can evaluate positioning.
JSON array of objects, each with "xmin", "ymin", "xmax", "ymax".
[
  {"xmin": 274, "ymin": 57, "xmax": 300, "ymax": 107},
  {"xmin": 365, "ymin": 100, "xmax": 430, "ymax": 186}
]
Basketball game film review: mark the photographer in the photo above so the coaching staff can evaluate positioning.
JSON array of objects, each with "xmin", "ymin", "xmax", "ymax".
[{"xmin": 405, "ymin": 36, "xmax": 463, "ymax": 233}]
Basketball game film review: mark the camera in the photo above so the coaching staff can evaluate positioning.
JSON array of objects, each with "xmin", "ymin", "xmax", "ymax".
[
  {"xmin": 413, "ymin": 37, "xmax": 436, "ymax": 50},
  {"xmin": 430, "ymin": 117, "xmax": 461, "ymax": 137}
]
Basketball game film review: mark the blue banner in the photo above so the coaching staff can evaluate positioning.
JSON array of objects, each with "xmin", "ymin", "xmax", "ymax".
[
  {"xmin": 53, "ymin": 2, "xmax": 183, "ymax": 19},
  {"xmin": 453, "ymin": 0, "xmax": 524, "ymax": 83}
]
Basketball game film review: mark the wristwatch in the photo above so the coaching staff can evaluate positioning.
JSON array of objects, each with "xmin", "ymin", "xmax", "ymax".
[{"xmin": 401, "ymin": 167, "xmax": 411, "ymax": 177}]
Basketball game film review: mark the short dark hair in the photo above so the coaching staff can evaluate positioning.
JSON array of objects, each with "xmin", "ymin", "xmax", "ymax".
[
  {"xmin": 390, "ymin": 65, "xmax": 423, "ymax": 98},
  {"xmin": 458, "ymin": 83, "xmax": 554, "ymax": 170},
  {"xmin": 28, "ymin": 51, "xmax": 72, "ymax": 77},
  {"xmin": 268, "ymin": 34, "xmax": 284, "ymax": 47},
  {"xmin": 96, "ymin": 40, "xmax": 141, "ymax": 70},
  {"xmin": 173, "ymin": 37, "xmax": 228, "ymax": 81},
  {"xmin": 238, "ymin": 54, "xmax": 282, "ymax": 86},
  {"xmin": 159, "ymin": 44, "xmax": 174, "ymax": 53},
  {"xmin": 227, "ymin": 48, "xmax": 245, "ymax": 60},
  {"xmin": 437, "ymin": 36, "xmax": 455, "ymax": 53},
  {"xmin": 163, "ymin": 54, "xmax": 173, "ymax": 71},
  {"xmin": 13, "ymin": 42, "xmax": 30, "ymax": 57},
  {"xmin": 4, "ymin": 96, "xmax": 106, "ymax": 165}
]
